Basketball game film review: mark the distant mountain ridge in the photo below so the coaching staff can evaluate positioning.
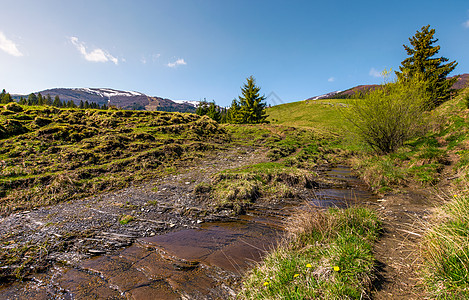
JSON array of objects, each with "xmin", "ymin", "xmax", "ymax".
[
  {"xmin": 13, "ymin": 88, "xmax": 198, "ymax": 113},
  {"xmin": 308, "ymin": 73, "xmax": 469, "ymax": 100}
]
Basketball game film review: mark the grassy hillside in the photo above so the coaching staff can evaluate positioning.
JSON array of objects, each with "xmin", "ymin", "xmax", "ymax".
[
  {"xmin": 0, "ymin": 102, "xmax": 343, "ymax": 216},
  {"xmin": 266, "ymin": 99, "xmax": 353, "ymax": 133},
  {"xmin": 0, "ymin": 103, "xmax": 225, "ymax": 214},
  {"xmin": 267, "ymin": 88, "xmax": 469, "ymax": 297}
]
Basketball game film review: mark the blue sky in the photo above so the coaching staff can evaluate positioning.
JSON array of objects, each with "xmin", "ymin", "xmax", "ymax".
[{"xmin": 1, "ymin": 0, "xmax": 468, "ymax": 106}]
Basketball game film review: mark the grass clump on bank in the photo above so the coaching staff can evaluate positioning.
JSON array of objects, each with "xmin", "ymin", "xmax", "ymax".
[
  {"xmin": 238, "ymin": 206, "xmax": 381, "ymax": 299},
  {"xmin": 421, "ymin": 193, "xmax": 469, "ymax": 298},
  {"xmin": 198, "ymin": 162, "xmax": 319, "ymax": 209},
  {"xmin": 195, "ymin": 125, "xmax": 343, "ymax": 213}
]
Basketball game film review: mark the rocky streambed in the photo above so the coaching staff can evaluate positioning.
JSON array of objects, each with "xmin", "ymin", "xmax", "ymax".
[{"xmin": 0, "ymin": 146, "xmax": 375, "ymax": 299}]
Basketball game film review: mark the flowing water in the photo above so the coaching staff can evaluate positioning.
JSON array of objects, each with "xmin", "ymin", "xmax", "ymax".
[{"xmin": 0, "ymin": 166, "xmax": 375, "ymax": 299}]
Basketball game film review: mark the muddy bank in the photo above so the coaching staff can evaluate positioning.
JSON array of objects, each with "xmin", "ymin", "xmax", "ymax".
[{"xmin": 0, "ymin": 146, "xmax": 375, "ymax": 299}]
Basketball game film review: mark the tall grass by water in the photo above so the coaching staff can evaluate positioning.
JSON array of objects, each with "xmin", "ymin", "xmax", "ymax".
[
  {"xmin": 238, "ymin": 206, "xmax": 381, "ymax": 299},
  {"xmin": 421, "ymin": 193, "xmax": 469, "ymax": 298}
]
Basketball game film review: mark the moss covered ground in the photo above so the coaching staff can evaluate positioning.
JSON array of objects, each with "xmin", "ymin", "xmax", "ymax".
[{"xmin": 0, "ymin": 103, "xmax": 225, "ymax": 214}]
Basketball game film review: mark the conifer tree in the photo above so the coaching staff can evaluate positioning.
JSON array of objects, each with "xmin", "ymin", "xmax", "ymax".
[
  {"xmin": 45, "ymin": 94, "xmax": 52, "ymax": 106},
  {"xmin": 236, "ymin": 76, "xmax": 268, "ymax": 124},
  {"xmin": 206, "ymin": 101, "xmax": 221, "ymax": 122},
  {"xmin": 195, "ymin": 99, "xmax": 209, "ymax": 116},
  {"xmin": 0, "ymin": 90, "xmax": 12, "ymax": 104},
  {"xmin": 52, "ymin": 95, "xmax": 62, "ymax": 107},
  {"xmin": 37, "ymin": 93, "xmax": 44, "ymax": 105},
  {"xmin": 27, "ymin": 93, "xmax": 38, "ymax": 106},
  {"xmin": 0, "ymin": 93, "xmax": 13, "ymax": 104},
  {"xmin": 2, "ymin": 93, "xmax": 12, "ymax": 104},
  {"xmin": 395, "ymin": 25, "xmax": 457, "ymax": 109},
  {"xmin": 226, "ymin": 99, "xmax": 241, "ymax": 123}
]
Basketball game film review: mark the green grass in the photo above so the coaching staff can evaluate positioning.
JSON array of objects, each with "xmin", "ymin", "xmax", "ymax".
[
  {"xmin": 266, "ymin": 99, "xmax": 353, "ymax": 133},
  {"xmin": 266, "ymin": 88, "xmax": 469, "ymax": 297},
  {"xmin": 238, "ymin": 207, "xmax": 381, "ymax": 299},
  {"xmin": 206, "ymin": 162, "xmax": 318, "ymax": 206},
  {"xmin": 0, "ymin": 104, "xmax": 228, "ymax": 214},
  {"xmin": 266, "ymin": 99, "xmax": 375, "ymax": 155},
  {"xmin": 421, "ymin": 194, "xmax": 469, "ymax": 299},
  {"xmin": 194, "ymin": 125, "xmax": 342, "ymax": 213},
  {"xmin": 119, "ymin": 214, "xmax": 135, "ymax": 225}
]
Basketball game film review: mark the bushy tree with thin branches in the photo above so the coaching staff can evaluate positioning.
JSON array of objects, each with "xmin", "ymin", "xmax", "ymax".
[{"xmin": 344, "ymin": 72, "xmax": 428, "ymax": 153}]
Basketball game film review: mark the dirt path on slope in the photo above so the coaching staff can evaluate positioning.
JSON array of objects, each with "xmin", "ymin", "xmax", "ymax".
[
  {"xmin": 370, "ymin": 161, "xmax": 456, "ymax": 299},
  {"xmin": 370, "ymin": 190, "xmax": 433, "ymax": 299}
]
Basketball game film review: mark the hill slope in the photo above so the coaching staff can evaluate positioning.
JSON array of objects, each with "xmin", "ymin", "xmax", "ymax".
[
  {"xmin": 308, "ymin": 73, "xmax": 469, "ymax": 100},
  {"xmin": 267, "ymin": 98, "xmax": 351, "ymax": 133},
  {"xmin": 0, "ymin": 103, "xmax": 219, "ymax": 214},
  {"xmin": 13, "ymin": 88, "xmax": 197, "ymax": 113}
]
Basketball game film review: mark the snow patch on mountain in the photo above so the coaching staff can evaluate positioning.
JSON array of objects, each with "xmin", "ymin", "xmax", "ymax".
[
  {"xmin": 309, "ymin": 91, "xmax": 342, "ymax": 100},
  {"xmin": 173, "ymin": 100, "xmax": 200, "ymax": 107},
  {"xmin": 74, "ymin": 88, "xmax": 145, "ymax": 98}
]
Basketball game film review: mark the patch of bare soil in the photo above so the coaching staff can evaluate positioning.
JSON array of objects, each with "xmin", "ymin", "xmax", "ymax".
[
  {"xmin": 370, "ymin": 160, "xmax": 457, "ymax": 299},
  {"xmin": 370, "ymin": 190, "xmax": 432, "ymax": 299}
]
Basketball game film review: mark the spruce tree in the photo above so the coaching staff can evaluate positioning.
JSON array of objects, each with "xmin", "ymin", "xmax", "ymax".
[
  {"xmin": 45, "ymin": 94, "xmax": 52, "ymax": 106},
  {"xmin": 236, "ymin": 76, "xmax": 268, "ymax": 124},
  {"xmin": 206, "ymin": 101, "xmax": 221, "ymax": 122},
  {"xmin": 195, "ymin": 99, "xmax": 209, "ymax": 116},
  {"xmin": 37, "ymin": 93, "xmax": 44, "ymax": 105},
  {"xmin": 52, "ymin": 95, "xmax": 62, "ymax": 107},
  {"xmin": 1, "ymin": 92, "xmax": 12, "ymax": 104},
  {"xmin": 226, "ymin": 99, "xmax": 241, "ymax": 123},
  {"xmin": 395, "ymin": 25, "xmax": 457, "ymax": 109},
  {"xmin": 27, "ymin": 93, "xmax": 38, "ymax": 106}
]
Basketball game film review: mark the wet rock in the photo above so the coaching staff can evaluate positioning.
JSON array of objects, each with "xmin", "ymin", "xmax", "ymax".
[
  {"xmin": 88, "ymin": 249, "xmax": 106, "ymax": 255},
  {"xmin": 172, "ymin": 260, "xmax": 199, "ymax": 271}
]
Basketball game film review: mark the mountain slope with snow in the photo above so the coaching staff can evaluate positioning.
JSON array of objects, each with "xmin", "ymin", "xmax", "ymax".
[{"xmin": 16, "ymin": 88, "xmax": 196, "ymax": 113}]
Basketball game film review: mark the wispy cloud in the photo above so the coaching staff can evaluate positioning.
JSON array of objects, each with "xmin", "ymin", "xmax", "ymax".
[
  {"xmin": 167, "ymin": 58, "xmax": 186, "ymax": 68},
  {"xmin": 0, "ymin": 32, "xmax": 23, "ymax": 57},
  {"xmin": 463, "ymin": 20, "xmax": 469, "ymax": 28},
  {"xmin": 328, "ymin": 77, "xmax": 335, "ymax": 82},
  {"xmin": 369, "ymin": 67, "xmax": 382, "ymax": 78},
  {"xmin": 152, "ymin": 53, "xmax": 161, "ymax": 62},
  {"xmin": 69, "ymin": 36, "xmax": 118, "ymax": 65},
  {"xmin": 141, "ymin": 53, "xmax": 161, "ymax": 64}
]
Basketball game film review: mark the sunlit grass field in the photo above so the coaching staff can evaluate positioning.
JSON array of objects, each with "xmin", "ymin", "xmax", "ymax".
[{"xmin": 266, "ymin": 99, "xmax": 354, "ymax": 133}]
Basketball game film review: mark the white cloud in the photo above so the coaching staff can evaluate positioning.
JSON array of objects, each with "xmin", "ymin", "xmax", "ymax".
[
  {"xmin": 0, "ymin": 32, "xmax": 23, "ymax": 57},
  {"xmin": 141, "ymin": 53, "xmax": 161, "ymax": 64},
  {"xmin": 328, "ymin": 77, "xmax": 335, "ymax": 82},
  {"xmin": 152, "ymin": 53, "xmax": 161, "ymax": 62},
  {"xmin": 167, "ymin": 58, "xmax": 186, "ymax": 68},
  {"xmin": 69, "ymin": 36, "xmax": 118, "ymax": 65},
  {"xmin": 369, "ymin": 67, "xmax": 382, "ymax": 78},
  {"xmin": 463, "ymin": 20, "xmax": 469, "ymax": 28}
]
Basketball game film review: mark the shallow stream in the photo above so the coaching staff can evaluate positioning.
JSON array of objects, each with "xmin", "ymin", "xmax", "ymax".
[{"xmin": 0, "ymin": 166, "xmax": 375, "ymax": 299}]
